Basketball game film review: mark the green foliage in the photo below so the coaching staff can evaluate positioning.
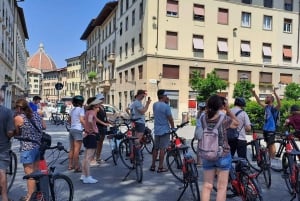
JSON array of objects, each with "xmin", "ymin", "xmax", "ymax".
[
  {"xmin": 190, "ymin": 117, "xmax": 196, "ymax": 126},
  {"xmin": 284, "ymin": 82, "xmax": 300, "ymax": 100},
  {"xmin": 233, "ymin": 81, "xmax": 255, "ymax": 101},
  {"xmin": 190, "ymin": 70, "xmax": 227, "ymax": 101},
  {"xmin": 87, "ymin": 71, "xmax": 97, "ymax": 79}
]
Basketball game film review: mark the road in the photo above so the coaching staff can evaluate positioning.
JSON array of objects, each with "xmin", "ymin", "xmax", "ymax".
[{"xmin": 7, "ymin": 121, "xmax": 294, "ymax": 201}]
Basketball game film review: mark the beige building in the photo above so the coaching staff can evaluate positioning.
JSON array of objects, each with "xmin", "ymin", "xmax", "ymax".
[
  {"xmin": 80, "ymin": 0, "xmax": 300, "ymax": 119},
  {"xmin": 65, "ymin": 56, "xmax": 81, "ymax": 97}
]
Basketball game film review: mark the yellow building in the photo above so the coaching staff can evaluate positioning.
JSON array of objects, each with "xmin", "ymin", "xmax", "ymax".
[{"xmin": 81, "ymin": 0, "xmax": 300, "ymax": 119}]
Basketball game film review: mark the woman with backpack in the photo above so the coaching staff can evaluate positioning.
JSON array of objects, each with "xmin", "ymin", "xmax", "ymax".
[{"xmin": 200, "ymin": 95, "xmax": 239, "ymax": 201}]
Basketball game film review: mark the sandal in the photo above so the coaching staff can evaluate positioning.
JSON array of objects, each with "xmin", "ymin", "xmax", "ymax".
[
  {"xmin": 149, "ymin": 165, "xmax": 156, "ymax": 171},
  {"xmin": 157, "ymin": 167, "xmax": 168, "ymax": 173},
  {"xmin": 74, "ymin": 168, "xmax": 82, "ymax": 173},
  {"xmin": 68, "ymin": 166, "xmax": 74, "ymax": 170}
]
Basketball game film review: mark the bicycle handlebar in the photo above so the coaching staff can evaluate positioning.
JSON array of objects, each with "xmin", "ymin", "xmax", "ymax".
[{"xmin": 42, "ymin": 142, "xmax": 68, "ymax": 153}]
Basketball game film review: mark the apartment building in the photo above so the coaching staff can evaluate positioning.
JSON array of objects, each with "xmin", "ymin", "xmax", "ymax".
[
  {"xmin": 0, "ymin": 1, "xmax": 28, "ymax": 108},
  {"xmin": 80, "ymin": 0, "xmax": 300, "ymax": 119},
  {"xmin": 65, "ymin": 56, "xmax": 81, "ymax": 97}
]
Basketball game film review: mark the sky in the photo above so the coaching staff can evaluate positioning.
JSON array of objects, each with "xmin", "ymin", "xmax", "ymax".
[{"xmin": 19, "ymin": 0, "xmax": 111, "ymax": 68}]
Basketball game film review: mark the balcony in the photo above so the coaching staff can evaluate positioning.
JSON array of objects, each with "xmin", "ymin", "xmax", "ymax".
[
  {"xmin": 100, "ymin": 80, "xmax": 111, "ymax": 89},
  {"xmin": 107, "ymin": 53, "xmax": 115, "ymax": 63},
  {"xmin": 98, "ymin": 62, "xmax": 103, "ymax": 68}
]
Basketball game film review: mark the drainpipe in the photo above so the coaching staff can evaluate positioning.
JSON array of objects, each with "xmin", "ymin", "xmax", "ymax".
[{"xmin": 155, "ymin": 0, "xmax": 159, "ymax": 50}]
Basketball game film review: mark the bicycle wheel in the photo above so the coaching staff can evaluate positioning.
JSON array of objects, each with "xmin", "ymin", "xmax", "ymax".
[
  {"xmin": 29, "ymin": 191, "xmax": 47, "ymax": 201},
  {"xmin": 119, "ymin": 138, "xmax": 134, "ymax": 169},
  {"xmin": 112, "ymin": 144, "xmax": 119, "ymax": 166},
  {"xmin": 189, "ymin": 180, "xmax": 200, "ymax": 201},
  {"xmin": 282, "ymin": 153, "xmax": 294, "ymax": 195},
  {"xmin": 135, "ymin": 163, "xmax": 143, "ymax": 183},
  {"xmin": 241, "ymin": 174, "xmax": 263, "ymax": 201},
  {"xmin": 271, "ymin": 140, "xmax": 285, "ymax": 172},
  {"xmin": 50, "ymin": 174, "xmax": 74, "ymax": 201},
  {"xmin": 142, "ymin": 132, "xmax": 154, "ymax": 154},
  {"xmin": 246, "ymin": 142, "xmax": 260, "ymax": 171},
  {"xmin": 191, "ymin": 138, "xmax": 197, "ymax": 155},
  {"xmin": 166, "ymin": 149, "xmax": 184, "ymax": 183},
  {"xmin": 7, "ymin": 151, "xmax": 17, "ymax": 192},
  {"xmin": 260, "ymin": 149, "xmax": 272, "ymax": 189}
]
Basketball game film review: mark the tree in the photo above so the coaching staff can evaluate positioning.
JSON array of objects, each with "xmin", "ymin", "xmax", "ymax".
[
  {"xmin": 233, "ymin": 81, "xmax": 255, "ymax": 101},
  {"xmin": 284, "ymin": 82, "xmax": 300, "ymax": 100},
  {"xmin": 190, "ymin": 70, "xmax": 227, "ymax": 101}
]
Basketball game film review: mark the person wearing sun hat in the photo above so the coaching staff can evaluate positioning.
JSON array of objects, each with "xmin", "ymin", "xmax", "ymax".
[
  {"xmin": 81, "ymin": 97, "xmax": 101, "ymax": 184},
  {"xmin": 131, "ymin": 89, "xmax": 151, "ymax": 144}
]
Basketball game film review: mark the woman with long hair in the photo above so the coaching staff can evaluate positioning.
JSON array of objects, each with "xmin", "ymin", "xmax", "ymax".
[
  {"xmin": 14, "ymin": 98, "xmax": 43, "ymax": 201},
  {"xmin": 201, "ymin": 95, "xmax": 239, "ymax": 201}
]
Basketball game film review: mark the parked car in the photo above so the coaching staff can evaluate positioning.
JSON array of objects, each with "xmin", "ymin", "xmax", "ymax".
[{"xmin": 103, "ymin": 104, "xmax": 129, "ymax": 121}]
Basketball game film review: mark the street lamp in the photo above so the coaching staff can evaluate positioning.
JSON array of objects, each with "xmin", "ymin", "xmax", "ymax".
[{"xmin": 240, "ymin": 73, "xmax": 248, "ymax": 98}]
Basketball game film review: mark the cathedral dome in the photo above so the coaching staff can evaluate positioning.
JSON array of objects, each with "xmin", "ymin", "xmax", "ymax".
[{"xmin": 27, "ymin": 43, "xmax": 57, "ymax": 71}]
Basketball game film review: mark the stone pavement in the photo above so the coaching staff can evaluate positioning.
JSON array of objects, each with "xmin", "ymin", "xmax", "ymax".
[{"xmin": 6, "ymin": 122, "xmax": 295, "ymax": 201}]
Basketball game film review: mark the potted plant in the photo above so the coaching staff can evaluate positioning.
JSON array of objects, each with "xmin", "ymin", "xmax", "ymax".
[{"xmin": 87, "ymin": 71, "xmax": 97, "ymax": 80}]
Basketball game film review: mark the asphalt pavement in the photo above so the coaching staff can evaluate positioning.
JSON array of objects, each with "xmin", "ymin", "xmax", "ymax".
[{"xmin": 6, "ymin": 121, "xmax": 296, "ymax": 201}]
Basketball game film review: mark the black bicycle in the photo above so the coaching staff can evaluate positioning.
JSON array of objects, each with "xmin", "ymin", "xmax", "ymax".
[
  {"xmin": 24, "ymin": 142, "xmax": 74, "ymax": 201},
  {"xmin": 7, "ymin": 149, "xmax": 17, "ymax": 192}
]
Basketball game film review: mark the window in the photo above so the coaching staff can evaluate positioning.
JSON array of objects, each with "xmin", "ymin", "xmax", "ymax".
[
  {"xmin": 217, "ymin": 38, "xmax": 228, "ymax": 53},
  {"xmin": 125, "ymin": 70, "xmax": 128, "ymax": 82},
  {"xmin": 166, "ymin": 0, "xmax": 178, "ymax": 17},
  {"xmin": 138, "ymin": 65, "xmax": 143, "ymax": 79},
  {"xmin": 119, "ymin": 46, "xmax": 122, "ymax": 59},
  {"xmin": 262, "ymin": 43, "xmax": 272, "ymax": 61},
  {"xmin": 259, "ymin": 72, "xmax": 272, "ymax": 84},
  {"xmin": 263, "ymin": 15, "xmax": 272, "ymax": 30},
  {"xmin": 283, "ymin": 45, "xmax": 292, "ymax": 61},
  {"xmin": 119, "ymin": 72, "xmax": 122, "ymax": 84},
  {"xmin": 131, "ymin": 38, "xmax": 135, "ymax": 54},
  {"xmin": 119, "ymin": 22, "xmax": 123, "ymax": 36},
  {"xmin": 162, "ymin": 64, "xmax": 179, "ymax": 79},
  {"xmin": 280, "ymin": 73, "xmax": 292, "ymax": 85},
  {"xmin": 125, "ymin": 16, "xmax": 128, "ymax": 31},
  {"xmin": 242, "ymin": 0, "xmax": 252, "ymax": 4},
  {"xmin": 284, "ymin": 0, "xmax": 293, "ymax": 11},
  {"xmin": 240, "ymin": 41, "xmax": 251, "ymax": 57},
  {"xmin": 139, "ymin": 1, "xmax": 143, "ymax": 19},
  {"xmin": 139, "ymin": 33, "xmax": 142, "ymax": 49},
  {"xmin": 218, "ymin": 8, "xmax": 228, "ymax": 25},
  {"xmin": 283, "ymin": 18, "xmax": 292, "ymax": 33},
  {"xmin": 241, "ymin": 12, "xmax": 251, "ymax": 27},
  {"xmin": 125, "ymin": 43, "xmax": 128, "ymax": 57},
  {"xmin": 189, "ymin": 67, "xmax": 204, "ymax": 80},
  {"xmin": 237, "ymin": 71, "xmax": 251, "ymax": 82},
  {"xmin": 131, "ymin": 68, "xmax": 135, "ymax": 81},
  {"xmin": 215, "ymin": 69, "xmax": 229, "ymax": 82},
  {"xmin": 192, "ymin": 35, "xmax": 204, "ymax": 57},
  {"xmin": 132, "ymin": 10, "xmax": 135, "ymax": 26},
  {"xmin": 126, "ymin": 0, "xmax": 129, "ymax": 10},
  {"xmin": 193, "ymin": 4, "xmax": 204, "ymax": 21},
  {"xmin": 264, "ymin": 0, "xmax": 273, "ymax": 8},
  {"xmin": 166, "ymin": 31, "xmax": 178, "ymax": 50},
  {"xmin": 120, "ymin": 0, "xmax": 124, "ymax": 16}
]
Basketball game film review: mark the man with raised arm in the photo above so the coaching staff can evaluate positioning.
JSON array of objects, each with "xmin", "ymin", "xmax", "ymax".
[{"xmin": 251, "ymin": 88, "xmax": 281, "ymax": 165}]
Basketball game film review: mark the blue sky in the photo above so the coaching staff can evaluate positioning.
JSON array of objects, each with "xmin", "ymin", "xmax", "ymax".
[{"xmin": 19, "ymin": 0, "xmax": 111, "ymax": 68}]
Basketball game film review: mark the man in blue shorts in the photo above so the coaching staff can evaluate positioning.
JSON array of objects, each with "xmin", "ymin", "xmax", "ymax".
[
  {"xmin": 150, "ymin": 89, "xmax": 174, "ymax": 173},
  {"xmin": 251, "ymin": 88, "xmax": 281, "ymax": 164},
  {"xmin": 0, "ymin": 92, "xmax": 15, "ymax": 201}
]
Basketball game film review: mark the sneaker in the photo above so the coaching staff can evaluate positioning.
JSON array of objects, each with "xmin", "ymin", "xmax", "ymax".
[
  {"xmin": 96, "ymin": 158, "xmax": 105, "ymax": 163},
  {"xmin": 80, "ymin": 175, "xmax": 85, "ymax": 181},
  {"xmin": 90, "ymin": 160, "xmax": 99, "ymax": 167},
  {"xmin": 82, "ymin": 176, "xmax": 98, "ymax": 184}
]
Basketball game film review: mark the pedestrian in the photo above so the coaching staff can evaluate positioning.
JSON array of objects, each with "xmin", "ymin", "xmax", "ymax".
[
  {"xmin": 251, "ymin": 88, "xmax": 281, "ymax": 164},
  {"xmin": 130, "ymin": 89, "xmax": 151, "ymax": 144},
  {"xmin": 194, "ymin": 102, "xmax": 206, "ymax": 166},
  {"xmin": 81, "ymin": 97, "xmax": 102, "ymax": 184},
  {"xmin": 13, "ymin": 98, "xmax": 43, "ymax": 201},
  {"xmin": 201, "ymin": 95, "xmax": 239, "ymax": 201},
  {"xmin": 0, "ymin": 92, "xmax": 15, "ymax": 201},
  {"xmin": 125, "ymin": 95, "xmax": 136, "ymax": 117},
  {"xmin": 68, "ymin": 95, "xmax": 85, "ymax": 172},
  {"xmin": 229, "ymin": 97, "xmax": 251, "ymax": 158},
  {"xmin": 150, "ymin": 89, "xmax": 174, "ymax": 173},
  {"xmin": 284, "ymin": 104, "xmax": 300, "ymax": 137},
  {"xmin": 29, "ymin": 95, "xmax": 41, "ymax": 112},
  {"xmin": 93, "ymin": 93, "xmax": 110, "ymax": 164}
]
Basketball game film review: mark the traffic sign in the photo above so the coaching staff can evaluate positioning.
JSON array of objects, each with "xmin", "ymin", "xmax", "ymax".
[{"xmin": 55, "ymin": 83, "xmax": 64, "ymax": 90}]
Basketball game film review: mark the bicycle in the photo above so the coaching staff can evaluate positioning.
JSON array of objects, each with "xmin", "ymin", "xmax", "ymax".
[
  {"xmin": 271, "ymin": 128, "xmax": 300, "ymax": 172},
  {"xmin": 7, "ymin": 148, "xmax": 17, "ymax": 192},
  {"xmin": 165, "ymin": 121, "xmax": 189, "ymax": 183},
  {"xmin": 49, "ymin": 112, "xmax": 69, "ymax": 126},
  {"xmin": 119, "ymin": 135, "xmax": 143, "ymax": 183},
  {"xmin": 23, "ymin": 141, "xmax": 74, "ymax": 201},
  {"xmin": 215, "ymin": 157, "xmax": 264, "ymax": 201},
  {"xmin": 246, "ymin": 125, "xmax": 271, "ymax": 188}
]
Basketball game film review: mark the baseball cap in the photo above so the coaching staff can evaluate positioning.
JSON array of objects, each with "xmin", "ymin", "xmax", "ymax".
[{"xmin": 157, "ymin": 89, "xmax": 168, "ymax": 97}]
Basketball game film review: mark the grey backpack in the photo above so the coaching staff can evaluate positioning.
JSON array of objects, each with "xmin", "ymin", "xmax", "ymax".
[{"xmin": 199, "ymin": 114, "xmax": 225, "ymax": 161}]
